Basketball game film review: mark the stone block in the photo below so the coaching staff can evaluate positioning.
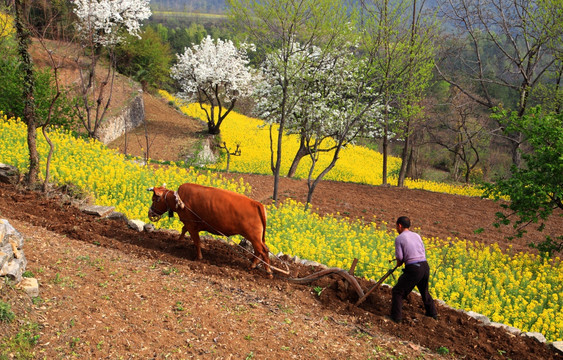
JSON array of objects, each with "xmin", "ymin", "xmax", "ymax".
[
  {"xmin": 1, "ymin": 219, "xmax": 24, "ymax": 248},
  {"xmin": 1, "ymin": 244, "xmax": 13, "ymax": 258},
  {"xmin": 82, "ymin": 205, "xmax": 115, "ymax": 217},
  {"xmin": 0, "ymin": 221, "xmax": 6, "ymax": 246},
  {"xmin": 549, "ymin": 341, "xmax": 563, "ymax": 355},
  {"xmin": 143, "ymin": 223, "xmax": 155, "ymax": 233},
  {"xmin": 522, "ymin": 332, "xmax": 546, "ymax": 343},
  {"xmin": 19, "ymin": 277, "xmax": 39, "ymax": 297},
  {"xmin": 128, "ymin": 219, "xmax": 145, "ymax": 232},
  {"xmin": 489, "ymin": 322, "xmax": 521, "ymax": 335},
  {"xmin": 97, "ymin": 94, "xmax": 145, "ymax": 144},
  {"xmin": 0, "ymin": 251, "xmax": 8, "ymax": 269},
  {"xmin": 108, "ymin": 211, "xmax": 128, "ymax": 222},
  {"xmin": 1, "ymin": 256, "xmax": 26, "ymax": 283},
  {"xmin": 0, "ymin": 163, "xmax": 20, "ymax": 184},
  {"xmin": 466, "ymin": 310, "xmax": 491, "ymax": 325}
]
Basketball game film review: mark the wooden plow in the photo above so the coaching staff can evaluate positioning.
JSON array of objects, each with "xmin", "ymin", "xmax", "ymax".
[{"xmin": 277, "ymin": 258, "xmax": 398, "ymax": 306}]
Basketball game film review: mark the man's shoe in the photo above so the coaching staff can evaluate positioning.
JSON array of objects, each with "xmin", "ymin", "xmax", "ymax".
[{"xmin": 385, "ymin": 315, "xmax": 401, "ymax": 323}]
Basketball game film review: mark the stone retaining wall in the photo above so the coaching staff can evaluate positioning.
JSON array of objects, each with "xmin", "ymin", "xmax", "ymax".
[
  {"xmin": 0, "ymin": 219, "xmax": 27, "ymax": 283},
  {"xmin": 97, "ymin": 91, "xmax": 145, "ymax": 145}
]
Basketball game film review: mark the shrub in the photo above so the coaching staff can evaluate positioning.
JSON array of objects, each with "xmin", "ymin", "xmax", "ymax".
[{"xmin": 0, "ymin": 300, "xmax": 15, "ymax": 323}]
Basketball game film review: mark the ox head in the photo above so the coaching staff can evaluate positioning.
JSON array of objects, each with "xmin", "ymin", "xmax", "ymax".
[
  {"xmin": 147, "ymin": 185, "xmax": 169, "ymax": 222},
  {"xmin": 147, "ymin": 184, "xmax": 185, "ymax": 222}
]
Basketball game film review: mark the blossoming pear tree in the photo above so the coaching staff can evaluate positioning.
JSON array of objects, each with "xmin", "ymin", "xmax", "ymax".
[
  {"xmin": 72, "ymin": 0, "xmax": 151, "ymax": 139},
  {"xmin": 171, "ymin": 35, "xmax": 254, "ymax": 135},
  {"xmin": 73, "ymin": 0, "xmax": 151, "ymax": 46},
  {"xmin": 254, "ymin": 42, "xmax": 384, "ymax": 208}
]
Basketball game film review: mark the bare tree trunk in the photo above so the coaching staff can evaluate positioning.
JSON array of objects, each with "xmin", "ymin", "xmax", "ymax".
[
  {"xmin": 405, "ymin": 146, "xmax": 415, "ymax": 179},
  {"xmin": 556, "ymin": 62, "xmax": 563, "ymax": 115},
  {"xmin": 397, "ymin": 120, "xmax": 410, "ymax": 187},
  {"xmin": 143, "ymin": 115, "xmax": 150, "ymax": 164},
  {"xmin": 272, "ymin": 84, "xmax": 288, "ymax": 202},
  {"xmin": 14, "ymin": 0, "xmax": 39, "ymax": 186},
  {"xmin": 397, "ymin": 0, "xmax": 417, "ymax": 187},
  {"xmin": 381, "ymin": 104, "xmax": 390, "ymax": 186},
  {"xmin": 382, "ymin": 131, "xmax": 389, "ymax": 185},
  {"xmin": 123, "ymin": 117, "xmax": 128, "ymax": 154},
  {"xmin": 287, "ymin": 134, "xmax": 308, "ymax": 178},
  {"xmin": 305, "ymin": 144, "xmax": 342, "ymax": 211}
]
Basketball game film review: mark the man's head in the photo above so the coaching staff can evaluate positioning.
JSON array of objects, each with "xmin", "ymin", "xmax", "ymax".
[{"xmin": 396, "ymin": 216, "xmax": 411, "ymax": 234}]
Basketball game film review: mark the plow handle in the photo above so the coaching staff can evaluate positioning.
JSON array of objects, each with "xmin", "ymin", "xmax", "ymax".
[{"xmin": 355, "ymin": 264, "xmax": 399, "ymax": 307}]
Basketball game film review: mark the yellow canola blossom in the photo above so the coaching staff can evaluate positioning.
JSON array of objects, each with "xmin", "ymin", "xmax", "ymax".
[
  {"xmin": 0, "ymin": 11, "xmax": 14, "ymax": 38},
  {"xmin": 0, "ymin": 114, "xmax": 249, "ymax": 231},
  {"xmin": 160, "ymin": 90, "xmax": 483, "ymax": 198},
  {"xmin": 2, "ymin": 112, "xmax": 561, "ymax": 342}
]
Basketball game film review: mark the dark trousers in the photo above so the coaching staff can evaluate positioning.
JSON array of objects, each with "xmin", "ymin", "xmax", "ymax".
[{"xmin": 391, "ymin": 261, "xmax": 437, "ymax": 321}]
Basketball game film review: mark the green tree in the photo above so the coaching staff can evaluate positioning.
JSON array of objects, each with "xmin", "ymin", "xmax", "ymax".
[
  {"xmin": 360, "ymin": 0, "xmax": 436, "ymax": 186},
  {"xmin": 168, "ymin": 23, "xmax": 207, "ymax": 54},
  {"xmin": 436, "ymin": 0, "xmax": 563, "ymax": 167},
  {"xmin": 115, "ymin": 26, "xmax": 173, "ymax": 91},
  {"xmin": 483, "ymin": 108, "xmax": 562, "ymax": 255},
  {"xmin": 0, "ymin": 47, "xmax": 75, "ymax": 131}
]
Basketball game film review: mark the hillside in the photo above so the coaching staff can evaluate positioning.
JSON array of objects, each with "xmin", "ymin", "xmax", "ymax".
[
  {"xmin": 109, "ymin": 92, "xmax": 563, "ymax": 256},
  {"xmin": 0, "ymin": 182, "xmax": 560, "ymax": 359},
  {"xmin": 1, "ymin": 92, "xmax": 562, "ymax": 359}
]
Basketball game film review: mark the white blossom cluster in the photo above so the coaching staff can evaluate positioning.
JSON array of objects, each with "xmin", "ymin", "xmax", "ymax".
[
  {"xmin": 254, "ymin": 41, "xmax": 385, "ymax": 142},
  {"xmin": 170, "ymin": 36, "xmax": 254, "ymax": 103},
  {"xmin": 73, "ymin": 0, "xmax": 151, "ymax": 46}
]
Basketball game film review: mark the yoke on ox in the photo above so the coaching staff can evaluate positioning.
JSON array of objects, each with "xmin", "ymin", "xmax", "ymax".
[{"xmin": 148, "ymin": 183, "xmax": 273, "ymax": 277}]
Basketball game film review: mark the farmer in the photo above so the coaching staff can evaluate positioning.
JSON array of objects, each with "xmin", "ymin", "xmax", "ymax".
[{"xmin": 390, "ymin": 216, "xmax": 438, "ymax": 323}]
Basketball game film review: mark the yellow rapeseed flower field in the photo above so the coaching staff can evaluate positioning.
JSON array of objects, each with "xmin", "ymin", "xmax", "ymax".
[
  {"xmin": 0, "ymin": 113, "xmax": 250, "ymax": 229},
  {"xmin": 159, "ymin": 90, "xmax": 484, "ymax": 197},
  {"xmin": 1, "ymin": 111, "xmax": 561, "ymax": 342}
]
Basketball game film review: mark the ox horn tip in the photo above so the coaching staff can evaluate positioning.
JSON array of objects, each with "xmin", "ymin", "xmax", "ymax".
[
  {"xmin": 162, "ymin": 183, "xmax": 166, "ymax": 188},
  {"xmin": 147, "ymin": 187, "xmax": 154, "ymax": 191}
]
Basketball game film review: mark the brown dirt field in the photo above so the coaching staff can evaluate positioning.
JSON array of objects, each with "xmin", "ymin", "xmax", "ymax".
[{"xmin": 1, "ymin": 93, "xmax": 562, "ymax": 359}]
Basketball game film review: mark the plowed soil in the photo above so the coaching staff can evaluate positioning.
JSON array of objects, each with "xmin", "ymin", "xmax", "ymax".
[{"xmin": 1, "ymin": 92, "xmax": 561, "ymax": 359}]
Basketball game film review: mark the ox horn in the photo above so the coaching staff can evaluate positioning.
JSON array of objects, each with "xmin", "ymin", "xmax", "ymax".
[{"xmin": 147, "ymin": 187, "xmax": 154, "ymax": 191}]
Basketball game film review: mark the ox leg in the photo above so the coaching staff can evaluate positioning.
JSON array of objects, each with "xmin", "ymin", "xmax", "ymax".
[
  {"xmin": 249, "ymin": 240, "xmax": 273, "ymax": 278},
  {"xmin": 261, "ymin": 244, "xmax": 273, "ymax": 277},
  {"xmin": 186, "ymin": 229, "xmax": 203, "ymax": 260},
  {"xmin": 178, "ymin": 225, "xmax": 188, "ymax": 241}
]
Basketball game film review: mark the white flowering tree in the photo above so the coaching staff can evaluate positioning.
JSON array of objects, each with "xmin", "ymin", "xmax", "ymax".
[
  {"xmin": 171, "ymin": 36, "xmax": 254, "ymax": 135},
  {"xmin": 74, "ymin": 0, "xmax": 151, "ymax": 46},
  {"xmin": 72, "ymin": 0, "xmax": 151, "ymax": 139},
  {"xmin": 228, "ymin": 0, "xmax": 357, "ymax": 201},
  {"xmin": 254, "ymin": 43, "xmax": 384, "ymax": 208}
]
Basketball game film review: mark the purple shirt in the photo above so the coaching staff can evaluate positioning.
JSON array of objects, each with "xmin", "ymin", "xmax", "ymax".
[{"xmin": 395, "ymin": 230, "xmax": 426, "ymax": 265}]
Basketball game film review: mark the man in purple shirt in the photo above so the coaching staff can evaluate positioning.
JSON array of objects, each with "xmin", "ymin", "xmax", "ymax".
[{"xmin": 390, "ymin": 216, "xmax": 437, "ymax": 323}]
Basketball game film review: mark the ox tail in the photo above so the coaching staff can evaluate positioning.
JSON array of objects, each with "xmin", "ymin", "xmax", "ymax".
[{"xmin": 258, "ymin": 203, "xmax": 268, "ymax": 246}]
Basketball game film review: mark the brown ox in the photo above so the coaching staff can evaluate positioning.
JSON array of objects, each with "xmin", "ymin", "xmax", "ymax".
[{"xmin": 148, "ymin": 183, "xmax": 272, "ymax": 277}]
